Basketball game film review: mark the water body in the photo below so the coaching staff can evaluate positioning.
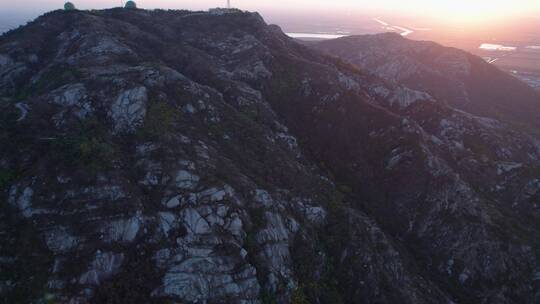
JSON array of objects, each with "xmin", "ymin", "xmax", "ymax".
[
  {"xmin": 286, "ymin": 32, "xmax": 348, "ymax": 39},
  {"xmin": 479, "ymin": 43, "xmax": 517, "ymax": 51}
]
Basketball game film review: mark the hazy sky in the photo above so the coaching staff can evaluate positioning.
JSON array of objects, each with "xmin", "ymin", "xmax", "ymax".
[
  {"xmin": 1, "ymin": 0, "xmax": 540, "ymax": 27},
  {"xmin": 2, "ymin": 0, "xmax": 540, "ymax": 16}
]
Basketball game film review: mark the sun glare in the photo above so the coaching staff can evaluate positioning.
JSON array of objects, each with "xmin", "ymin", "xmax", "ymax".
[
  {"xmin": 296, "ymin": 0, "xmax": 539, "ymax": 26},
  {"xmin": 411, "ymin": 0, "xmax": 530, "ymax": 24}
]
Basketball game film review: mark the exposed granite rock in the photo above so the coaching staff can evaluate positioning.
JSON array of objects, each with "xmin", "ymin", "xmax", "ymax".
[
  {"xmin": 0, "ymin": 54, "xmax": 28, "ymax": 95},
  {"xmin": 79, "ymin": 251, "xmax": 125, "ymax": 286},
  {"xmin": 109, "ymin": 86, "xmax": 148, "ymax": 133},
  {"xmin": 175, "ymin": 170, "xmax": 200, "ymax": 190},
  {"xmin": 8, "ymin": 186, "xmax": 33, "ymax": 218},
  {"xmin": 45, "ymin": 227, "xmax": 79, "ymax": 253},
  {"xmin": 51, "ymin": 83, "xmax": 93, "ymax": 123}
]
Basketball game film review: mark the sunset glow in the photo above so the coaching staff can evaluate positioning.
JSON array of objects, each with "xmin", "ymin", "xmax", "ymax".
[
  {"xmin": 403, "ymin": 0, "xmax": 539, "ymax": 24},
  {"xmin": 1, "ymin": 0, "xmax": 540, "ymax": 36},
  {"xmin": 2, "ymin": 0, "xmax": 540, "ymax": 23}
]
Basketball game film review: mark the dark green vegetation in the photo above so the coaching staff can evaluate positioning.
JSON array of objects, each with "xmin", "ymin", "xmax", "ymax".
[
  {"xmin": 16, "ymin": 67, "xmax": 82, "ymax": 101},
  {"xmin": 0, "ymin": 202, "xmax": 53, "ymax": 304},
  {"xmin": 49, "ymin": 118, "xmax": 117, "ymax": 172}
]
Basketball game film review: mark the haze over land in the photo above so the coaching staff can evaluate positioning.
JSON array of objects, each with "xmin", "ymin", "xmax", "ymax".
[{"xmin": 2, "ymin": 0, "xmax": 540, "ymax": 27}]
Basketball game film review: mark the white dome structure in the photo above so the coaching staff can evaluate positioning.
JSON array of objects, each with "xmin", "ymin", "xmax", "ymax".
[
  {"xmin": 64, "ymin": 2, "xmax": 76, "ymax": 10},
  {"xmin": 125, "ymin": 1, "xmax": 137, "ymax": 9}
]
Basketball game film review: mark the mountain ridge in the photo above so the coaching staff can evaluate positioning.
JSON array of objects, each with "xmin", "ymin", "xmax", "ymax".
[
  {"xmin": 311, "ymin": 32, "xmax": 540, "ymax": 133},
  {"xmin": 1, "ymin": 8, "xmax": 540, "ymax": 304}
]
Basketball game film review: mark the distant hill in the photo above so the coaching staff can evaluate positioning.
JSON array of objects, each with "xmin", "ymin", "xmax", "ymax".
[{"xmin": 312, "ymin": 33, "xmax": 540, "ymax": 133}]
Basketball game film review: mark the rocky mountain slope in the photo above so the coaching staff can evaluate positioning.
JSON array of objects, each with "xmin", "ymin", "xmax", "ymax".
[
  {"xmin": 311, "ymin": 33, "xmax": 540, "ymax": 132},
  {"xmin": 1, "ymin": 8, "xmax": 540, "ymax": 304}
]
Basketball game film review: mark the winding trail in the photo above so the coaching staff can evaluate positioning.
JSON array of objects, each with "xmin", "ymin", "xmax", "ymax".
[{"xmin": 15, "ymin": 102, "xmax": 29, "ymax": 122}]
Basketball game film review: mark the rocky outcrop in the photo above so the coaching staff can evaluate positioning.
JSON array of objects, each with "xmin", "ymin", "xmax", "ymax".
[
  {"xmin": 109, "ymin": 86, "xmax": 147, "ymax": 133},
  {"xmin": 0, "ymin": 54, "xmax": 28, "ymax": 95}
]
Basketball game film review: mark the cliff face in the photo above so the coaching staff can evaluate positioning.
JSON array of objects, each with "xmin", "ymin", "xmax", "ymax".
[{"xmin": 1, "ymin": 9, "xmax": 540, "ymax": 304}]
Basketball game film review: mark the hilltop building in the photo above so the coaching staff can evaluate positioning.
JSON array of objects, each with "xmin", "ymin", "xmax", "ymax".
[
  {"xmin": 208, "ymin": 8, "xmax": 241, "ymax": 15},
  {"xmin": 64, "ymin": 2, "xmax": 76, "ymax": 10},
  {"xmin": 125, "ymin": 1, "xmax": 137, "ymax": 9}
]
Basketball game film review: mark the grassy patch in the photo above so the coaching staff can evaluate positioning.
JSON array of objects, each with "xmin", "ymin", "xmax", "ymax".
[
  {"xmin": 13, "ymin": 67, "xmax": 82, "ymax": 101},
  {"xmin": 249, "ymin": 207, "xmax": 267, "ymax": 230},
  {"xmin": 0, "ymin": 205, "xmax": 53, "ymax": 304},
  {"xmin": 238, "ymin": 109, "xmax": 259, "ymax": 123},
  {"xmin": 261, "ymin": 291, "xmax": 278, "ymax": 304},
  {"xmin": 0, "ymin": 168, "xmax": 15, "ymax": 193},
  {"xmin": 50, "ymin": 117, "xmax": 117, "ymax": 173},
  {"xmin": 291, "ymin": 286, "xmax": 309, "ymax": 304},
  {"xmin": 139, "ymin": 101, "xmax": 179, "ymax": 139}
]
